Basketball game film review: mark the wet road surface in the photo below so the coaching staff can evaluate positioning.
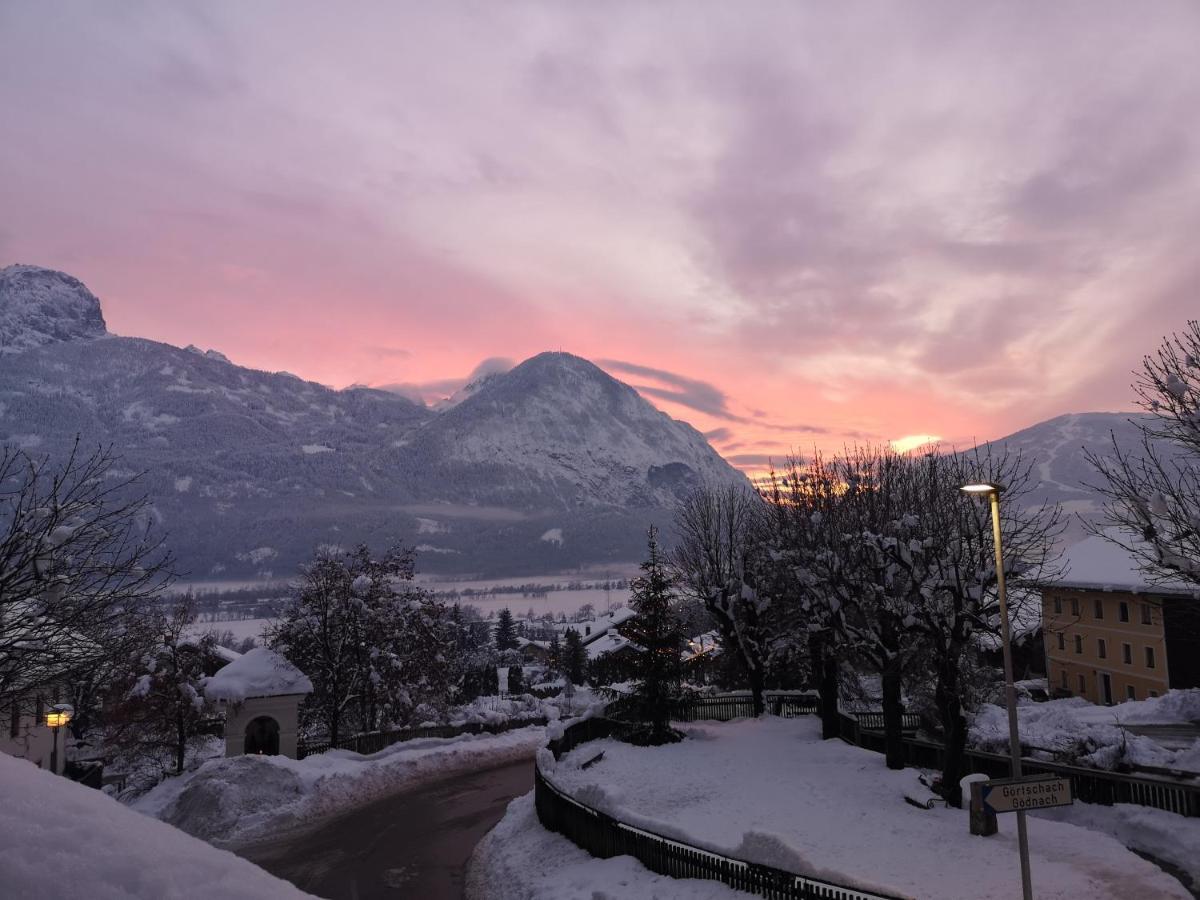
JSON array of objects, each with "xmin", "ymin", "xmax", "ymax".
[{"xmin": 238, "ymin": 757, "xmax": 534, "ymax": 900}]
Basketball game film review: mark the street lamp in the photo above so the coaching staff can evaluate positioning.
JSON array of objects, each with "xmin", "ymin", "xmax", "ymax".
[
  {"xmin": 961, "ymin": 482, "xmax": 1032, "ymax": 900},
  {"xmin": 45, "ymin": 703, "xmax": 73, "ymax": 776}
]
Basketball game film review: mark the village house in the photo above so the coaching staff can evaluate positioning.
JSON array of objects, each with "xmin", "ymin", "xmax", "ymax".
[{"xmin": 1038, "ymin": 533, "xmax": 1200, "ymax": 705}]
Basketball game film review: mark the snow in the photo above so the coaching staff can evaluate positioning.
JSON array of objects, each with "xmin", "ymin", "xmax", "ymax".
[
  {"xmin": 174, "ymin": 476, "xmax": 193, "ymax": 493},
  {"xmin": 300, "ymin": 443, "xmax": 334, "ymax": 454},
  {"xmin": 585, "ymin": 629, "xmax": 632, "ymax": 660},
  {"xmin": 545, "ymin": 716, "xmax": 1189, "ymax": 899},
  {"xmin": 0, "ymin": 752, "xmax": 311, "ymax": 899},
  {"xmin": 0, "ymin": 264, "xmax": 107, "ymax": 353},
  {"xmin": 135, "ymin": 725, "xmax": 546, "ymax": 846},
  {"xmin": 466, "ymin": 793, "xmax": 749, "ymax": 899},
  {"xmin": 204, "ymin": 648, "xmax": 312, "ymax": 703},
  {"xmin": 540, "ymin": 527, "xmax": 564, "ymax": 546},
  {"xmin": 1045, "ymin": 532, "xmax": 1200, "ymax": 596},
  {"xmin": 971, "ymin": 691, "xmax": 1200, "ymax": 773}
]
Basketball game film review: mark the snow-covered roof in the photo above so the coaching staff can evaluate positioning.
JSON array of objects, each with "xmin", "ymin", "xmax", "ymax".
[
  {"xmin": 683, "ymin": 630, "xmax": 723, "ymax": 661},
  {"xmin": 204, "ymin": 647, "xmax": 312, "ymax": 702},
  {"xmin": 1040, "ymin": 533, "xmax": 1200, "ymax": 598},
  {"xmin": 212, "ymin": 644, "xmax": 243, "ymax": 664},
  {"xmin": 586, "ymin": 630, "xmax": 634, "ymax": 660},
  {"xmin": 555, "ymin": 606, "xmax": 636, "ymax": 645}
]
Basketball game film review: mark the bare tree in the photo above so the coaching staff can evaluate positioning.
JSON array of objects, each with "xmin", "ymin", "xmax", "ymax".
[
  {"xmin": 1086, "ymin": 320, "xmax": 1200, "ymax": 582},
  {"xmin": 0, "ymin": 442, "xmax": 174, "ymax": 717},
  {"xmin": 672, "ymin": 484, "xmax": 771, "ymax": 715}
]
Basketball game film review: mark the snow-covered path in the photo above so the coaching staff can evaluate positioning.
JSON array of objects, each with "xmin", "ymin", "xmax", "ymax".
[{"xmin": 238, "ymin": 757, "xmax": 533, "ymax": 899}]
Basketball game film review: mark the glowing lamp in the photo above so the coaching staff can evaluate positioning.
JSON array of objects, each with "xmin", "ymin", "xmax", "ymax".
[
  {"xmin": 960, "ymin": 482, "xmax": 1005, "ymax": 495},
  {"xmin": 45, "ymin": 705, "xmax": 73, "ymax": 729}
]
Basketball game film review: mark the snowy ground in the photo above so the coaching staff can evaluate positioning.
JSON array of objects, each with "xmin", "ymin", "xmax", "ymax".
[
  {"xmin": 466, "ymin": 793, "xmax": 749, "ymax": 900},
  {"xmin": 135, "ymin": 725, "xmax": 547, "ymax": 847},
  {"xmin": 544, "ymin": 717, "xmax": 1190, "ymax": 900},
  {"xmin": 972, "ymin": 689, "xmax": 1200, "ymax": 773},
  {"xmin": 0, "ymin": 752, "xmax": 312, "ymax": 900}
]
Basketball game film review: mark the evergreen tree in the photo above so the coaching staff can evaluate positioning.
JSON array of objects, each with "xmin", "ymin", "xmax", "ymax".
[
  {"xmin": 563, "ymin": 628, "xmax": 587, "ymax": 684},
  {"xmin": 494, "ymin": 607, "xmax": 518, "ymax": 651},
  {"xmin": 619, "ymin": 526, "xmax": 687, "ymax": 745},
  {"xmin": 547, "ymin": 631, "xmax": 563, "ymax": 677}
]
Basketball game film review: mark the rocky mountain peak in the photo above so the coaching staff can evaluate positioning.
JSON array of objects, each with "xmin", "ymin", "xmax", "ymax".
[{"xmin": 0, "ymin": 264, "xmax": 108, "ymax": 353}]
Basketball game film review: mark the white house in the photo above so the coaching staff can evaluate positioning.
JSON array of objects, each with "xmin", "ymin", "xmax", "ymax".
[
  {"xmin": 204, "ymin": 648, "xmax": 312, "ymax": 758},
  {"xmin": 2, "ymin": 690, "xmax": 63, "ymax": 773}
]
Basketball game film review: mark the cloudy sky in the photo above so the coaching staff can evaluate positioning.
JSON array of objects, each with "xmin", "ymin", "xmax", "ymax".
[{"xmin": 3, "ymin": 2, "xmax": 1199, "ymax": 472}]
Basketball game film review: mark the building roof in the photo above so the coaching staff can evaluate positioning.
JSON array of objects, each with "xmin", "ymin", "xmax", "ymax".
[
  {"xmin": 585, "ymin": 630, "xmax": 634, "ymax": 660},
  {"xmin": 1040, "ymin": 533, "xmax": 1200, "ymax": 598},
  {"xmin": 555, "ymin": 606, "xmax": 636, "ymax": 646},
  {"xmin": 204, "ymin": 647, "xmax": 312, "ymax": 702}
]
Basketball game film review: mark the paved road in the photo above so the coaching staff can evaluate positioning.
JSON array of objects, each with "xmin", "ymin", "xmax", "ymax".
[{"xmin": 238, "ymin": 757, "xmax": 534, "ymax": 900}]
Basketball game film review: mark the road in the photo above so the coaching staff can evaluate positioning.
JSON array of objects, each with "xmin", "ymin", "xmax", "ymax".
[{"xmin": 238, "ymin": 757, "xmax": 534, "ymax": 900}]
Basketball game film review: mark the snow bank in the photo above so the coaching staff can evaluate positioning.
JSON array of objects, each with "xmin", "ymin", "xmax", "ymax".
[
  {"xmin": 0, "ymin": 752, "xmax": 311, "ymax": 900},
  {"xmin": 466, "ymin": 793, "xmax": 747, "ymax": 899},
  {"xmin": 204, "ymin": 648, "xmax": 312, "ymax": 703},
  {"xmin": 971, "ymin": 691, "xmax": 1200, "ymax": 773},
  {"xmin": 136, "ymin": 725, "xmax": 545, "ymax": 846},
  {"xmin": 548, "ymin": 717, "xmax": 1189, "ymax": 900}
]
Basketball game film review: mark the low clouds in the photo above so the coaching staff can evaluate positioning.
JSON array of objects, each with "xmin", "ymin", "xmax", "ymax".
[{"xmin": 377, "ymin": 356, "xmax": 514, "ymax": 405}]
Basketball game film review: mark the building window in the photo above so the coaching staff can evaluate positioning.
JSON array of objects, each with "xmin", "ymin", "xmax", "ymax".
[
  {"xmin": 1119, "ymin": 602, "xmax": 1130, "ymax": 622},
  {"xmin": 1078, "ymin": 674, "xmax": 1086, "ymax": 694},
  {"xmin": 1145, "ymin": 646, "xmax": 1156, "ymax": 669},
  {"xmin": 1057, "ymin": 633, "xmax": 1066, "ymax": 651},
  {"xmin": 1054, "ymin": 596, "xmax": 1063, "ymax": 614},
  {"xmin": 1098, "ymin": 638, "xmax": 1107, "ymax": 659},
  {"xmin": 1071, "ymin": 598, "xmax": 1080, "ymax": 616},
  {"xmin": 1141, "ymin": 604, "xmax": 1152, "ymax": 625},
  {"xmin": 1123, "ymin": 643, "xmax": 1133, "ymax": 665},
  {"xmin": 1074, "ymin": 635, "xmax": 1083, "ymax": 654},
  {"xmin": 1094, "ymin": 598, "xmax": 1104, "ymax": 619},
  {"xmin": 1126, "ymin": 685, "xmax": 1137, "ymax": 701}
]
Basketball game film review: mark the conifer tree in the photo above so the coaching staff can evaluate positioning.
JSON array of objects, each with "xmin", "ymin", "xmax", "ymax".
[
  {"xmin": 494, "ymin": 607, "xmax": 519, "ymax": 651},
  {"xmin": 562, "ymin": 627, "xmax": 587, "ymax": 684},
  {"xmin": 620, "ymin": 526, "xmax": 687, "ymax": 745}
]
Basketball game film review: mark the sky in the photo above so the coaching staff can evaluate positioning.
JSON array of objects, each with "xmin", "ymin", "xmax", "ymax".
[{"xmin": 2, "ymin": 2, "xmax": 1199, "ymax": 474}]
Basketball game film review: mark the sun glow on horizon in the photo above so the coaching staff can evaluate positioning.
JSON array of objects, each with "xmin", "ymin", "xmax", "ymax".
[{"xmin": 890, "ymin": 434, "xmax": 941, "ymax": 454}]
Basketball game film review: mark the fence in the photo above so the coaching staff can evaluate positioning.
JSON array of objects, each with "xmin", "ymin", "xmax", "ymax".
[
  {"xmin": 536, "ymin": 692, "xmax": 1200, "ymax": 899},
  {"xmin": 297, "ymin": 715, "xmax": 547, "ymax": 759},
  {"xmin": 845, "ymin": 707, "xmax": 1200, "ymax": 819},
  {"xmin": 537, "ymin": 701, "xmax": 905, "ymax": 900}
]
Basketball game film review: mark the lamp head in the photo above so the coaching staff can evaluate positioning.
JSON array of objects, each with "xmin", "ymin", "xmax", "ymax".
[
  {"xmin": 960, "ymin": 482, "xmax": 1005, "ymax": 496},
  {"xmin": 45, "ymin": 703, "xmax": 73, "ymax": 729}
]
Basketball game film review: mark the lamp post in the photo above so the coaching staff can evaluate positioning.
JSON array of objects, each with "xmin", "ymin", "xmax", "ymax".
[
  {"xmin": 961, "ymin": 482, "xmax": 1032, "ymax": 900},
  {"xmin": 45, "ymin": 703, "xmax": 73, "ymax": 776}
]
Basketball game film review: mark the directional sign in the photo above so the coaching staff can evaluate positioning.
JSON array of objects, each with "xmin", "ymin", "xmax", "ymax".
[{"xmin": 981, "ymin": 775, "xmax": 1073, "ymax": 814}]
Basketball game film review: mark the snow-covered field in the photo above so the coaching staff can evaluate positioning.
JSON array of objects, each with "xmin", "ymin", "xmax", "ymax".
[
  {"xmin": 541, "ymin": 716, "xmax": 1190, "ymax": 899},
  {"xmin": 0, "ymin": 752, "xmax": 312, "ymax": 900},
  {"xmin": 972, "ymin": 690, "xmax": 1200, "ymax": 773},
  {"xmin": 135, "ymin": 725, "xmax": 548, "ymax": 847}
]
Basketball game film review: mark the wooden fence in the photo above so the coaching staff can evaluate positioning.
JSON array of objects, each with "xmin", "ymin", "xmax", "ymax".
[
  {"xmin": 537, "ymin": 700, "xmax": 905, "ymax": 900},
  {"xmin": 297, "ymin": 715, "xmax": 547, "ymax": 759}
]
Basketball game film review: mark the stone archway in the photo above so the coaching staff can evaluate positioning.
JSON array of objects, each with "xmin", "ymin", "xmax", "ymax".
[{"xmin": 244, "ymin": 715, "xmax": 281, "ymax": 755}]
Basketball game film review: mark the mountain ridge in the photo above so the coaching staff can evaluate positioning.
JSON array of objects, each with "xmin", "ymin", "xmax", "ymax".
[{"xmin": 0, "ymin": 265, "xmax": 748, "ymax": 578}]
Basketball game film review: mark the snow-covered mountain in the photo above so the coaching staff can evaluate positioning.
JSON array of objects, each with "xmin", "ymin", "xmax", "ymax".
[
  {"xmin": 981, "ymin": 411, "xmax": 1188, "ymax": 538},
  {"xmin": 0, "ymin": 265, "xmax": 748, "ymax": 578}
]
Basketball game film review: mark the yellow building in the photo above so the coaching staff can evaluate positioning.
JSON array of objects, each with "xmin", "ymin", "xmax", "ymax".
[{"xmin": 1039, "ymin": 534, "xmax": 1200, "ymax": 706}]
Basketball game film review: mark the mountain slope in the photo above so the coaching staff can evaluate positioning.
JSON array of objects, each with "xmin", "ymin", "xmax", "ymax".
[{"xmin": 0, "ymin": 265, "xmax": 748, "ymax": 578}]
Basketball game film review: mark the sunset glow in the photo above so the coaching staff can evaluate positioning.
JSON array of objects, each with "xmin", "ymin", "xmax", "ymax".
[{"xmin": 3, "ymin": 3, "xmax": 1198, "ymax": 472}]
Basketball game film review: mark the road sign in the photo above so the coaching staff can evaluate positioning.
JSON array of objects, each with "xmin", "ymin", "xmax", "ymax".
[{"xmin": 981, "ymin": 775, "xmax": 1073, "ymax": 814}]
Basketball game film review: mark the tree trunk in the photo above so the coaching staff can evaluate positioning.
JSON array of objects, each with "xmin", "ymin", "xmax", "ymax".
[
  {"xmin": 175, "ymin": 709, "xmax": 186, "ymax": 775},
  {"xmin": 748, "ymin": 661, "xmax": 765, "ymax": 717},
  {"xmin": 810, "ymin": 632, "xmax": 841, "ymax": 739},
  {"xmin": 881, "ymin": 663, "xmax": 905, "ymax": 770},
  {"xmin": 937, "ymin": 655, "xmax": 968, "ymax": 807}
]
